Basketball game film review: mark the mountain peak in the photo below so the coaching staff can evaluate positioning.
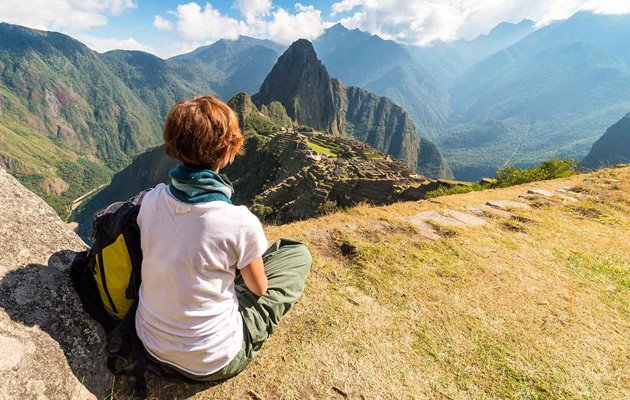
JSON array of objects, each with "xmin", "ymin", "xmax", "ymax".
[
  {"xmin": 252, "ymin": 39, "xmax": 339, "ymax": 133},
  {"xmin": 487, "ymin": 18, "xmax": 536, "ymax": 36},
  {"xmin": 285, "ymin": 38, "xmax": 318, "ymax": 58},
  {"xmin": 327, "ymin": 23, "xmax": 349, "ymax": 33}
]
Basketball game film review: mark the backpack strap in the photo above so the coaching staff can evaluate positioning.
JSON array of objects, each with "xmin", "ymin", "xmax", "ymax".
[{"xmin": 106, "ymin": 300, "xmax": 148, "ymax": 399}]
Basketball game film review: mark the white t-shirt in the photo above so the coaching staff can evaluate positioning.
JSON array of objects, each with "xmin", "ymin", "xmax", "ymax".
[{"xmin": 135, "ymin": 183, "xmax": 268, "ymax": 376}]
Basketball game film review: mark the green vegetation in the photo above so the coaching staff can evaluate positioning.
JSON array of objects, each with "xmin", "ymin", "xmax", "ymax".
[
  {"xmin": 582, "ymin": 112, "xmax": 630, "ymax": 170},
  {"xmin": 0, "ymin": 115, "xmax": 111, "ymax": 218},
  {"xmin": 426, "ymin": 158, "xmax": 578, "ymax": 198},
  {"xmin": 307, "ymin": 141, "xmax": 337, "ymax": 158},
  {"xmin": 443, "ymin": 12, "xmax": 630, "ymax": 180},
  {"xmin": 494, "ymin": 158, "xmax": 578, "ymax": 187},
  {"xmin": 425, "ymin": 183, "xmax": 483, "ymax": 199}
]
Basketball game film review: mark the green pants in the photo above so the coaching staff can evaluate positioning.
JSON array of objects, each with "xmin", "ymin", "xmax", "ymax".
[{"xmin": 170, "ymin": 239, "xmax": 312, "ymax": 381}]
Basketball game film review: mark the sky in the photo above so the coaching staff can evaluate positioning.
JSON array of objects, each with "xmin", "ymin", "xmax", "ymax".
[{"xmin": 1, "ymin": 0, "xmax": 630, "ymax": 58}]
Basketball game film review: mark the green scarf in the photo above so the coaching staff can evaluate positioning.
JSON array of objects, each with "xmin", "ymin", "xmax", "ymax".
[{"xmin": 168, "ymin": 164, "xmax": 233, "ymax": 204}]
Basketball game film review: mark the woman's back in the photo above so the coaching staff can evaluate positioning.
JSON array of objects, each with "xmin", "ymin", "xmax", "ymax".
[{"xmin": 135, "ymin": 183, "xmax": 267, "ymax": 376}]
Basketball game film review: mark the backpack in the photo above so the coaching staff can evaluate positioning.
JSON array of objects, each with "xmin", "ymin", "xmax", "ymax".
[
  {"xmin": 70, "ymin": 190, "xmax": 150, "ymax": 398},
  {"xmin": 70, "ymin": 190, "xmax": 147, "ymax": 329}
]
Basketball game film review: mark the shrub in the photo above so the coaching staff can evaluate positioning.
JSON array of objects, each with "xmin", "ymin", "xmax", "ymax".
[
  {"xmin": 425, "ymin": 183, "xmax": 482, "ymax": 199},
  {"xmin": 494, "ymin": 158, "xmax": 578, "ymax": 188},
  {"xmin": 425, "ymin": 158, "xmax": 578, "ymax": 199}
]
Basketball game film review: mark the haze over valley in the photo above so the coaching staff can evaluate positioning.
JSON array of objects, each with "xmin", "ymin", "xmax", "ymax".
[{"xmin": 0, "ymin": 4, "xmax": 629, "ymax": 220}]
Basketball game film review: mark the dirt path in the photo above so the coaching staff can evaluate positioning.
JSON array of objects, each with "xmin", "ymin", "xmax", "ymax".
[{"xmin": 70, "ymin": 183, "xmax": 107, "ymax": 211}]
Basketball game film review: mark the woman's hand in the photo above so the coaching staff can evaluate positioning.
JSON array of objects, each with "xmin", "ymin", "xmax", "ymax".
[{"xmin": 240, "ymin": 257, "xmax": 268, "ymax": 296}]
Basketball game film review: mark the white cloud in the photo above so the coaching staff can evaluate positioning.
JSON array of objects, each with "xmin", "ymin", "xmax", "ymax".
[
  {"xmin": 234, "ymin": 0, "xmax": 272, "ymax": 22},
  {"xmin": 173, "ymin": 2, "xmax": 246, "ymax": 42},
  {"xmin": 331, "ymin": 0, "xmax": 630, "ymax": 45},
  {"xmin": 331, "ymin": 0, "xmax": 362, "ymax": 16},
  {"xmin": 0, "ymin": 0, "xmax": 136, "ymax": 32},
  {"xmin": 158, "ymin": 1, "xmax": 325, "ymax": 46},
  {"xmin": 265, "ymin": 3, "xmax": 325, "ymax": 44},
  {"xmin": 153, "ymin": 15, "xmax": 173, "ymax": 31},
  {"xmin": 75, "ymin": 34, "xmax": 154, "ymax": 54}
]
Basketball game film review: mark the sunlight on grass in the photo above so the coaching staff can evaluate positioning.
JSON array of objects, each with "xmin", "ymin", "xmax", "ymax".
[{"xmin": 307, "ymin": 141, "xmax": 338, "ymax": 158}]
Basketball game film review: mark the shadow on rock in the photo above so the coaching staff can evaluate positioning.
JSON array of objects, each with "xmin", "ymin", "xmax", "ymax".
[{"xmin": 0, "ymin": 250, "xmax": 222, "ymax": 399}]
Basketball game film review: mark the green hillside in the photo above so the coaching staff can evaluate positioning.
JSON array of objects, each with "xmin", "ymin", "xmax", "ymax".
[
  {"xmin": 0, "ymin": 23, "xmax": 165, "ymax": 215},
  {"xmin": 0, "ymin": 25, "xmax": 283, "ymax": 217},
  {"xmin": 314, "ymin": 24, "xmax": 451, "ymax": 139},
  {"xmin": 443, "ymin": 12, "xmax": 630, "ymax": 180},
  {"xmin": 582, "ymin": 112, "xmax": 630, "ymax": 169}
]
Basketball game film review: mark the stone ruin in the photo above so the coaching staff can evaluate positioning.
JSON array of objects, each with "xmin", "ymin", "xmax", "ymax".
[{"xmin": 248, "ymin": 131, "xmax": 468, "ymax": 223}]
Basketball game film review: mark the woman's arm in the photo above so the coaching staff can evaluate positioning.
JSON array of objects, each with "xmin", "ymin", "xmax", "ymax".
[{"xmin": 240, "ymin": 257, "xmax": 268, "ymax": 296}]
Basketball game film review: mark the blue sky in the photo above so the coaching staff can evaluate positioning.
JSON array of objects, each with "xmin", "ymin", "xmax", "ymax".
[
  {"xmin": 1, "ymin": 0, "xmax": 629, "ymax": 58},
  {"xmin": 87, "ymin": 0, "xmax": 336, "ymax": 54}
]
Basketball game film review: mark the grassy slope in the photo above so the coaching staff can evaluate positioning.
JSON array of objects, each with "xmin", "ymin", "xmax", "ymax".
[{"xmin": 135, "ymin": 166, "xmax": 630, "ymax": 399}]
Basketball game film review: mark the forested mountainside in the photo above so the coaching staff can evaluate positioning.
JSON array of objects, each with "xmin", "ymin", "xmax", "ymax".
[
  {"xmin": 73, "ymin": 92, "xmax": 458, "ymax": 240},
  {"xmin": 0, "ymin": 23, "xmax": 283, "ymax": 216},
  {"xmin": 314, "ymin": 24, "xmax": 451, "ymax": 139},
  {"xmin": 0, "ymin": 23, "xmax": 161, "ymax": 214},
  {"xmin": 582, "ymin": 112, "xmax": 630, "ymax": 169},
  {"xmin": 441, "ymin": 12, "xmax": 630, "ymax": 180},
  {"xmin": 253, "ymin": 39, "xmax": 452, "ymax": 178}
]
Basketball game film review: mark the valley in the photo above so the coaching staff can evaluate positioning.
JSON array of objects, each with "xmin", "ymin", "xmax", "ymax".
[
  {"xmin": 1, "ymin": 11, "xmax": 629, "ymax": 231},
  {"xmin": 1, "ymin": 4, "xmax": 630, "ymax": 400}
]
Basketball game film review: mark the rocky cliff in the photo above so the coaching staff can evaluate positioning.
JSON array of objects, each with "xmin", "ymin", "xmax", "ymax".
[
  {"xmin": 252, "ymin": 39, "xmax": 342, "ymax": 135},
  {"xmin": 582, "ymin": 112, "xmax": 630, "ymax": 169},
  {"xmin": 252, "ymin": 39, "xmax": 452, "ymax": 179},
  {"xmin": 0, "ymin": 167, "xmax": 110, "ymax": 399}
]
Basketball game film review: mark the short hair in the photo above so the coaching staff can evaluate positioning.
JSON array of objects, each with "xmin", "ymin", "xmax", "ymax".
[{"xmin": 163, "ymin": 95, "xmax": 244, "ymax": 168}]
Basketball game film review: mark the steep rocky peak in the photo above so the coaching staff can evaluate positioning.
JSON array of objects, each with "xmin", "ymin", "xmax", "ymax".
[
  {"xmin": 252, "ymin": 39, "xmax": 339, "ymax": 134},
  {"xmin": 282, "ymin": 38, "xmax": 319, "ymax": 61}
]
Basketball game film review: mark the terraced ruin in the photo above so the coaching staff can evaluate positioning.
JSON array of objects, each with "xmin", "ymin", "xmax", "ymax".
[
  {"xmin": 73, "ymin": 94, "xmax": 467, "ymax": 238},
  {"xmin": 234, "ymin": 128, "xmax": 463, "ymax": 223}
]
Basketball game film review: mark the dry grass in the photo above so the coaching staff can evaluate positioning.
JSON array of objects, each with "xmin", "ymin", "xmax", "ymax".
[{"xmin": 144, "ymin": 166, "xmax": 630, "ymax": 399}]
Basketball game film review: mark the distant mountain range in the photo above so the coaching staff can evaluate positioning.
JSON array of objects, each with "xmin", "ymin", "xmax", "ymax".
[
  {"xmin": 582, "ymin": 112, "xmax": 630, "ymax": 169},
  {"xmin": 314, "ymin": 24, "xmax": 451, "ymax": 139},
  {"xmin": 442, "ymin": 12, "xmax": 630, "ymax": 179},
  {"xmin": 253, "ymin": 39, "xmax": 451, "ymax": 178},
  {"xmin": 2, "ymin": 11, "xmax": 630, "ymax": 217}
]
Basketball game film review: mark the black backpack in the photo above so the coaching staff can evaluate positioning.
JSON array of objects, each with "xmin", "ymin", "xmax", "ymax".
[{"xmin": 70, "ymin": 190, "xmax": 150, "ymax": 398}]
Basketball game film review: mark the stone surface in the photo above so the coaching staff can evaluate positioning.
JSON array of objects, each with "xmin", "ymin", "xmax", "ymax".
[
  {"xmin": 527, "ymin": 189, "xmax": 578, "ymax": 203},
  {"xmin": 410, "ymin": 210, "xmax": 468, "ymax": 227},
  {"xmin": 0, "ymin": 336, "xmax": 23, "ymax": 371},
  {"xmin": 403, "ymin": 210, "xmax": 487, "ymax": 231},
  {"xmin": 486, "ymin": 200, "xmax": 532, "ymax": 210},
  {"xmin": 466, "ymin": 205, "xmax": 513, "ymax": 219},
  {"xmin": 442, "ymin": 210, "xmax": 487, "ymax": 226},
  {"xmin": 527, "ymin": 189, "xmax": 555, "ymax": 197},
  {"xmin": 0, "ymin": 168, "xmax": 109, "ymax": 399},
  {"xmin": 402, "ymin": 215, "xmax": 441, "ymax": 241}
]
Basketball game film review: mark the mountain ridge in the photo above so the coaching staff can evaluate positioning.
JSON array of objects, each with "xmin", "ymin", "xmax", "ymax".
[
  {"xmin": 582, "ymin": 111, "xmax": 630, "ymax": 169},
  {"xmin": 253, "ymin": 39, "xmax": 452, "ymax": 178},
  {"xmin": 441, "ymin": 12, "xmax": 630, "ymax": 180}
]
